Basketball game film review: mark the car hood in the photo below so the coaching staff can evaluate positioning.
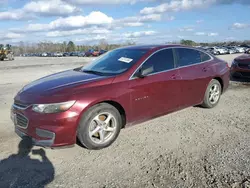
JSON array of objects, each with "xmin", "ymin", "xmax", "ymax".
[
  {"xmin": 19, "ymin": 69, "xmax": 109, "ymax": 94},
  {"xmin": 235, "ymin": 54, "xmax": 250, "ymax": 61}
]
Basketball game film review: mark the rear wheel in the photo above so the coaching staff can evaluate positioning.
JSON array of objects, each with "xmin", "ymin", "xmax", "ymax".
[
  {"xmin": 201, "ymin": 79, "xmax": 222, "ymax": 108},
  {"xmin": 77, "ymin": 103, "xmax": 122, "ymax": 150}
]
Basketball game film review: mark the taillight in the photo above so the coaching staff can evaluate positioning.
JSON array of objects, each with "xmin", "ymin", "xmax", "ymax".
[{"xmin": 231, "ymin": 60, "xmax": 237, "ymax": 68}]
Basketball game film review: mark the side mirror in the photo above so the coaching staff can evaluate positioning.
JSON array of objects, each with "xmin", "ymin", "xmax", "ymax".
[{"xmin": 135, "ymin": 66, "xmax": 154, "ymax": 78}]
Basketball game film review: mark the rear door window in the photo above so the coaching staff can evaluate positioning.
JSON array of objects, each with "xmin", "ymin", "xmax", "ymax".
[{"xmin": 176, "ymin": 48, "xmax": 201, "ymax": 67}]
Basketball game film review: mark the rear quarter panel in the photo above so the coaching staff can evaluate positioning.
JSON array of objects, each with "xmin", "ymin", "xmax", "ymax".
[{"xmin": 207, "ymin": 58, "xmax": 230, "ymax": 93}]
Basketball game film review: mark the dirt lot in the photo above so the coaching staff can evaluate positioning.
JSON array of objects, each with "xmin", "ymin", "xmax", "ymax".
[{"xmin": 0, "ymin": 54, "xmax": 250, "ymax": 188}]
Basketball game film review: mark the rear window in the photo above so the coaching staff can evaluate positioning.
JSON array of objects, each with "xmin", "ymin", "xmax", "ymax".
[{"xmin": 200, "ymin": 51, "xmax": 211, "ymax": 62}]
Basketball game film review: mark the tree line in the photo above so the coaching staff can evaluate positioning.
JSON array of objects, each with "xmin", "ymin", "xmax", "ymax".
[
  {"xmin": 179, "ymin": 39, "xmax": 250, "ymax": 47},
  {"xmin": 10, "ymin": 39, "xmax": 250, "ymax": 55},
  {"xmin": 11, "ymin": 40, "xmax": 135, "ymax": 55}
]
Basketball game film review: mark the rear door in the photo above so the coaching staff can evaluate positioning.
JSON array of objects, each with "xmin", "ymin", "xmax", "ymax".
[
  {"xmin": 129, "ymin": 48, "xmax": 181, "ymax": 122},
  {"xmin": 174, "ymin": 48, "xmax": 213, "ymax": 108}
]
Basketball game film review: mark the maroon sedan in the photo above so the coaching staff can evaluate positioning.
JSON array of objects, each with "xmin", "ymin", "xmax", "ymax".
[
  {"xmin": 11, "ymin": 45, "xmax": 230, "ymax": 150},
  {"xmin": 230, "ymin": 50, "xmax": 250, "ymax": 79}
]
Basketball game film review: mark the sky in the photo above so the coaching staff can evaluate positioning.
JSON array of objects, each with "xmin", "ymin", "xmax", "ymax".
[{"xmin": 0, "ymin": 0, "xmax": 250, "ymax": 45}]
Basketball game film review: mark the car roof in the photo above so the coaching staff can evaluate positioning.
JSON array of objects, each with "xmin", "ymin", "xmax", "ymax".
[{"xmin": 117, "ymin": 44, "xmax": 183, "ymax": 51}]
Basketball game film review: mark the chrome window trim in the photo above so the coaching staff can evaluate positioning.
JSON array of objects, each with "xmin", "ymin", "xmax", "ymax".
[{"xmin": 129, "ymin": 46, "xmax": 214, "ymax": 80}]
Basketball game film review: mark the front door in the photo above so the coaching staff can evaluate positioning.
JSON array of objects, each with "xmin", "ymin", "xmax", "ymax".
[{"xmin": 129, "ymin": 48, "xmax": 181, "ymax": 123}]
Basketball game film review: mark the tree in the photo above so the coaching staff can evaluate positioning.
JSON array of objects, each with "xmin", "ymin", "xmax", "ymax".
[
  {"xmin": 66, "ymin": 41, "xmax": 75, "ymax": 52},
  {"xmin": 98, "ymin": 39, "xmax": 108, "ymax": 50},
  {"xmin": 19, "ymin": 41, "xmax": 25, "ymax": 54},
  {"xmin": 62, "ymin": 41, "xmax": 67, "ymax": 52},
  {"xmin": 180, "ymin": 39, "xmax": 196, "ymax": 46}
]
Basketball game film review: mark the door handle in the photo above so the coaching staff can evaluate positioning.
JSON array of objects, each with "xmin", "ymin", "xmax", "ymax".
[
  {"xmin": 202, "ymin": 67, "xmax": 207, "ymax": 72},
  {"xmin": 171, "ymin": 74, "xmax": 177, "ymax": 80}
]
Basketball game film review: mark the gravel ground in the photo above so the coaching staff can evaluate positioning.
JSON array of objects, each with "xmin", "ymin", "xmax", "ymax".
[{"xmin": 0, "ymin": 54, "xmax": 249, "ymax": 188}]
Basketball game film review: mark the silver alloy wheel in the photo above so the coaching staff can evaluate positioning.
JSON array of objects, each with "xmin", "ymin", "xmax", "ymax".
[
  {"xmin": 88, "ymin": 112, "xmax": 117, "ymax": 144},
  {"xmin": 209, "ymin": 83, "xmax": 220, "ymax": 104}
]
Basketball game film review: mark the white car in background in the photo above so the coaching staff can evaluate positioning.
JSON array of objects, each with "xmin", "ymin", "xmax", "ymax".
[
  {"xmin": 41, "ymin": 52, "xmax": 48, "ymax": 57},
  {"xmin": 210, "ymin": 47, "xmax": 228, "ymax": 55},
  {"xmin": 54, "ymin": 52, "xmax": 63, "ymax": 57},
  {"xmin": 234, "ymin": 46, "xmax": 245, "ymax": 53}
]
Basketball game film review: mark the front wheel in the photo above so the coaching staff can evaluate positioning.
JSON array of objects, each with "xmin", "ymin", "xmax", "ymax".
[
  {"xmin": 77, "ymin": 103, "xmax": 122, "ymax": 150},
  {"xmin": 201, "ymin": 79, "xmax": 222, "ymax": 108}
]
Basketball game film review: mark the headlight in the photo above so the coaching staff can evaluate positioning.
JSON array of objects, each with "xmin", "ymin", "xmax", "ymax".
[{"xmin": 32, "ymin": 100, "xmax": 76, "ymax": 113}]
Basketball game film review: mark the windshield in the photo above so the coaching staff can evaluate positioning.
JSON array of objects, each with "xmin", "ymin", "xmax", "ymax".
[{"xmin": 81, "ymin": 48, "xmax": 148, "ymax": 76}]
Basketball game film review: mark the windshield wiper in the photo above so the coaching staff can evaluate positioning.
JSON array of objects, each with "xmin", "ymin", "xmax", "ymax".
[{"xmin": 82, "ymin": 69, "xmax": 105, "ymax": 75}]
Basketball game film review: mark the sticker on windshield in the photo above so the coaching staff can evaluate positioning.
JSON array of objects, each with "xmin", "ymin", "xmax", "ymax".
[{"xmin": 118, "ymin": 57, "xmax": 133, "ymax": 63}]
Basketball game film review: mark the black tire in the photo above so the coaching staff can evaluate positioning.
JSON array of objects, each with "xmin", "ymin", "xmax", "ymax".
[
  {"xmin": 201, "ymin": 79, "xmax": 222, "ymax": 108},
  {"xmin": 77, "ymin": 103, "xmax": 122, "ymax": 150}
]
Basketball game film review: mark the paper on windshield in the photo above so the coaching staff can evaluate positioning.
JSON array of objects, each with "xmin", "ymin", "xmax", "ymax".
[{"xmin": 118, "ymin": 57, "xmax": 133, "ymax": 63}]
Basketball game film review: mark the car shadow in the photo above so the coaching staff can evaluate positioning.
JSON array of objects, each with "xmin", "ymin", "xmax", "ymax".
[{"xmin": 0, "ymin": 136, "xmax": 55, "ymax": 188}]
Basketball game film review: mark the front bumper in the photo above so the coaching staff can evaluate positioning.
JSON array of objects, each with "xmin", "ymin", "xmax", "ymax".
[
  {"xmin": 11, "ymin": 104, "xmax": 81, "ymax": 148},
  {"xmin": 230, "ymin": 66, "xmax": 250, "ymax": 78},
  {"xmin": 15, "ymin": 127, "xmax": 55, "ymax": 147}
]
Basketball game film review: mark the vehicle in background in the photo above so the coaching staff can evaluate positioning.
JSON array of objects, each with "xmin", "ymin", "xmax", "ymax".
[
  {"xmin": 92, "ymin": 50, "xmax": 100, "ymax": 57},
  {"xmin": 230, "ymin": 53, "xmax": 250, "ymax": 79},
  {"xmin": 227, "ymin": 46, "xmax": 240, "ymax": 53},
  {"xmin": 11, "ymin": 44, "xmax": 230, "ymax": 150},
  {"xmin": 77, "ymin": 51, "xmax": 85, "ymax": 57},
  {"xmin": 99, "ymin": 50, "xmax": 107, "ymax": 56},
  {"xmin": 219, "ymin": 47, "xmax": 229, "ymax": 54},
  {"xmin": 206, "ymin": 47, "xmax": 227, "ymax": 55},
  {"xmin": 202, "ymin": 47, "xmax": 220, "ymax": 55},
  {"xmin": 63, "ymin": 52, "xmax": 70, "ymax": 57},
  {"xmin": 234, "ymin": 46, "xmax": 245, "ymax": 53},
  {"xmin": 0, "ymin": 44, "xmax": 14, "ymax": 61},
  {"xmin": 223, "ymin": 46, "xmax": 237, "ymax": 54},
  {"xmin": 245, "ymin": 48, "xmax": 250, "ymax": 54},
  {"xmin": 54, "ymin": 52, "xmax": 63, "ymax": 57},
  {"xmin": 69, "ymin": 52, "xmax": 79, "ymax": 56},
  {"xmin": 85, "ymin": 49, "xmax": 94, "ymax": 57},
  {"xmin": 41, "ymin": 52, "xmax": 48, "ymax": 57},
  {"xmin": 239, "ymin": 44, "xmax": 250, "ymax": 49}
]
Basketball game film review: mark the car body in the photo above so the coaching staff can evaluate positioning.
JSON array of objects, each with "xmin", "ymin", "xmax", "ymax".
[
  {"xmin": 85, "ymin": 49, "xmax": 94, "ymax": 57},
  {"xmin": 239, "ymin": 44, "xmax": 250, "ymax": 49},
  {"xmin": 221, "ymin": 47, "xmax": 230, "ymax": 54},
  {"xmin": 41, "ymin": 52, "xmax": 48, "ymax": 57},
  {"xmin": 204, "ymin": 47, "xmax": 219, "ymax": 55},
  {"xmin": 77, "ymin": 51, "xmax": 85, "ymax": 57},
  {"xmin": 209, "ymin": 47, "xmax": 227, "ymax": 55},
  {"xmin": 11, "ymin": 45, "xmax": 230, "ymax": 149},
  {"xmin": 54, "ymin": 52, "xmax": 63, "ymax": 57},
  {"xmin": 227, "ymin": 46, "xmax": 239, "ymax": 53},
  {"xmin": 235, "ymin": 46, "xmax": 245, "ymax": 53},
  {"xmin": 92, "ymin": 50, "xmax": 100, "ymax": 57},
  {"xmin": 69, "ymin": 52, "xmax": 79, "ymax": 56},
  {"xmin": 224, "ymin": 46, "xmax": 237, "ymax": 54},
  {"xmin": 99, "ymin": 49, "xmax": 107, "ymax": 56},
  {"xmin": 230, "ymin": 53, "xmax": 250, "ymax": 79},
  {"xmin": 63, "ymin": 52, "xmax": 70, "ymax": 57}
]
